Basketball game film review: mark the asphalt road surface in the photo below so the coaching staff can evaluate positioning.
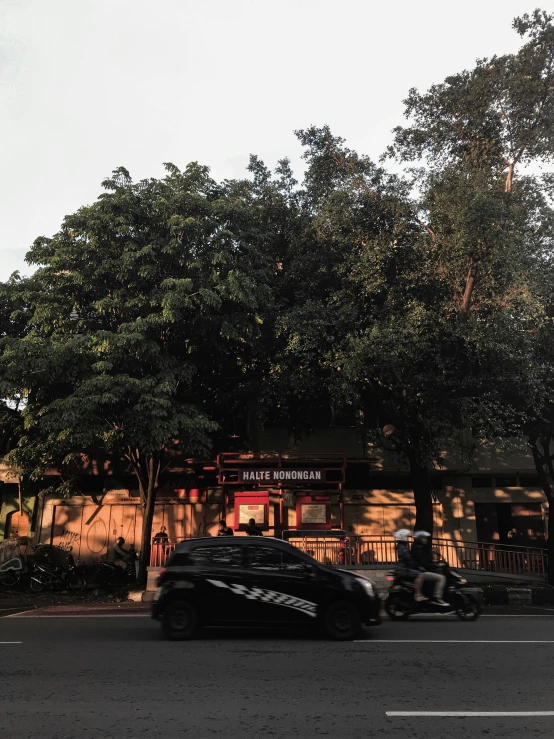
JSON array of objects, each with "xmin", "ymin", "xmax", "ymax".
[{"xmin": 2, "ymin": 610, "xmax": 554, "ymax": 738}]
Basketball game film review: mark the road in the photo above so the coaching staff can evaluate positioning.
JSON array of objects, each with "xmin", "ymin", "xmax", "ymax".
[{"xmin": 1, "ymin": 609, "xmax": 554, "ymax": 738}]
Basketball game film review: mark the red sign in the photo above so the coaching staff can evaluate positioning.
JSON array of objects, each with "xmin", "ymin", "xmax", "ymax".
[{"xmin": 233, "ymin": 491, "xmax": 269, "ymax": 530}]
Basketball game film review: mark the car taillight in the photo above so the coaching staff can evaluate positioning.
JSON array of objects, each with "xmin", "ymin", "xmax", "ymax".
[
  {"xmin": 387, "ymin": 576, "xmax": 394, "ymax": 581},
  {"xmin": 155, "ymin": 568, "xmax": 166, "ymax": 586}
]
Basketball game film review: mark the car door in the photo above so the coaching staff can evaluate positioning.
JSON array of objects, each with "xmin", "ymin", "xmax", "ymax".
[
  {"xmin": 243, "ymin": 545, "xmax": 320, "ymax": 625},
  {"xmin": 188, "ymin": 543, "xmax": 249, "ymax": 624}
]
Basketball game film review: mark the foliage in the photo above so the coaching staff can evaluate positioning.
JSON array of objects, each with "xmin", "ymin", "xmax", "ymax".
[
  {"xmin": 0, "ymin": 163, "xmax": 271, "ymax": 580},
  {"xmin": 2, "ymin": 10, "xmax": 554, "ymax": 557}
]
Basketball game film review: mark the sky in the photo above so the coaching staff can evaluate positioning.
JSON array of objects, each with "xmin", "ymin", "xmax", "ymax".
[{"xmin": 0, "ymin": 0, "xmax": 546, "ymax": 281}]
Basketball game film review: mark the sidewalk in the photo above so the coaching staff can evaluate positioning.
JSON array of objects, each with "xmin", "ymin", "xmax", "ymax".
[{"xmin": 4, "ymin": 602, "xmax": 151, "ymax": 617}]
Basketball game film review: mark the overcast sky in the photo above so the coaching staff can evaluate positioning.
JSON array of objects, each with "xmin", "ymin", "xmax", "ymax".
[{"xmin": 0, "ymin": 0, "xmax": 544, "ymax": 281}]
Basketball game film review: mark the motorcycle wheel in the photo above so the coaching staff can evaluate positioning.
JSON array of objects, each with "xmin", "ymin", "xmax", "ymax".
[
  {"xmin": 455, "ymin": 593, "xmax": 481, "ymax": 621},
  {"xmin": 0, "ymin": 569, "xmax": 21, "ymax": 587},
  {"xmin": 385, "ymin": 596, "xmax": 410, "ymax": 620},
  {"xmin": 69, "ymin": 574, "xmax": 87, "ymax": 593},
  {"xmin": 93, "ymin": 567, "xmax": 111, "ymax": 587},
  {"xmin": 30, "ymin": 574, "xmax": 46, "ymax": 593}
]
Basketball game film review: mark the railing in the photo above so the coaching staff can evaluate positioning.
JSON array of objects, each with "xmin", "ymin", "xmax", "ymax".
[
  {"xmin": 150, "ymin": 538, "xmax": 181, "ymax": 567},
  {"xmin": 288, "ymin": 535, "xmax": 547, "ymax": 577},
  {"xmin": 149, "ymin": 534, "xmax": 547, "ymax": 577}
]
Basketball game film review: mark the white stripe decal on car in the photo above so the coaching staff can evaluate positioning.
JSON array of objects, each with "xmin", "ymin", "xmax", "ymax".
[{"xmin": 207, "ymin": 579, "xmax": 317, "ymax": 617}]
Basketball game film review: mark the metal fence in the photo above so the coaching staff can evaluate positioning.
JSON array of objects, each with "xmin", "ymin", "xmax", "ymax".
[
  {"xmin": 150, "ymin": 538, "xmax": 180, "ymax": 567},
  {"xmin": 149, "ymin": 534, "xmax": 547, "ymax": 577},
  {"xmin": 288, "ymin": 535, "xmax": 547, "ymax": 576}
]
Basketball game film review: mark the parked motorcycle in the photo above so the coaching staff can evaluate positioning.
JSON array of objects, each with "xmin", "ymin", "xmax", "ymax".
[
  {"xmin": 0, "ymin": 557, "xmax": 25, "ymax": 587},
  {"xmin": 385, "ymin": 561, "xmax": 481, "ymax": 621},
  {"xmin": 30, "ymin": 555, "xmax": 87, "ymax": 593}
]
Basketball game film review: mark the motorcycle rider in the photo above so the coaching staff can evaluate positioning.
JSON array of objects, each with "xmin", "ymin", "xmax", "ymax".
[
  {"xmin": 394, "ymin": 529, "xmax": 428, "ymax": 602},
  {"xmin": 110, "ymin": 537, "xmax": 131, "ymax": 570},
  {"xmin": 394, "ymin": 529, "xmax": 448, "ymax": 605},
  {"xmin": 411, "ymin": 530, "xmax": 448, "ymax": 606},
  {"xmin": 394, "ymin": 529, "xmax": 420, "ymax": 601}
]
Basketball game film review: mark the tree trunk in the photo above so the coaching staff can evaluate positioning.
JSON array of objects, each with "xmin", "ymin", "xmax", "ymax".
[
  {"xmin": 529, "ymin": 437, "xmax": 554, "ymax": 586},
  {"xmin": 138, "ymin": 489, "xmax": 156, "ymax": 587},
  {"xmin": 505, "ymin": 161, "xmax": 515, "ymax": 194},
  {"xmin": 459, "ymin": 256, "xmax": 478, "ymax": 322},
  {"xmin": 408, "ymin": 455, "xmax": 434, "ymax": 535},
  {"xmin": 130, "ymin": 453, "xmax": 161, "ymax": 587}
]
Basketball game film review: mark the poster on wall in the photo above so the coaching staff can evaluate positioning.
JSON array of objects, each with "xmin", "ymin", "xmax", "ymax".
[
  {"xmin": 238, "ymin": 504, "xmax": 266, "ymax": 525},
  {"xmin": 300, "ymin": 503, "xmax": 327, "ymax": 525}
]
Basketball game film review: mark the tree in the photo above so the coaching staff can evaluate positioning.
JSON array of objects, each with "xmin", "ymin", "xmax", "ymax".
[
  {"xmin": 266, "ymin": 126, "xmax": 455, "ymax": 533},
  {"xmin": 388, "ymin": 9, "xmax": 554, "ymax": 320},
  {"xmin": 0, "ymin": 163, "xmax": 270, "ymax": 582},
  {"xmin": 267, "ymin": 126, "xmax": 550, "ymax": 537}
]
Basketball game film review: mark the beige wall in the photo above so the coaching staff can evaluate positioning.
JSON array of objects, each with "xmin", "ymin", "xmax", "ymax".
[
  {"xmin": 37, "ymin": 493, "xmax": 226, "ymax": 563},
  {"xmin": 31, "ymin": 459, "xmax": 551, "ymax": 560}
]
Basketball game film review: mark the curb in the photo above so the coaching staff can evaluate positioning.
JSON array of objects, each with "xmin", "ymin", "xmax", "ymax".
[
  {"xmin": 127, "ymin": 590, "xmax": 155, "ymax": 603},
  {"xmin": 477, "ymin": 585, "xmax": 554, "ymax": 606}
]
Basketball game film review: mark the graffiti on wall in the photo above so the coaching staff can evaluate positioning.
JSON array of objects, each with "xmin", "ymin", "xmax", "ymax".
[{"xmin": 56, "ymin": 529, "xmax": 81, "ymax": 552}]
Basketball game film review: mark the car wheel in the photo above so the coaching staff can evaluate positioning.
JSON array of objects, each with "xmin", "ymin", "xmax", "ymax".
[
  {"xmin": 162, "ymin": 601, "xmax": 200, "ymax": 641},
  {"xmin": 323, "ymin": 600, "xmax": 362, "ymax": 641}
]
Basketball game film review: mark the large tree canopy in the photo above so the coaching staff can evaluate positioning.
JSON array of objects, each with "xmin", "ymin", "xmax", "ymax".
[
  {"xmin": 0, "ymin": 163, "xmax": 273, "ymax": 580},
  {"xmin": 2, "ymin": 9, "xmax": 554, "ymax": 577}
]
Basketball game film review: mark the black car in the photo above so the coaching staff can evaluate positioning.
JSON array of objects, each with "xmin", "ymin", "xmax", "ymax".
[{"xmin": 152, "ymin": 536, "xmax": 380, "ymax": 641}]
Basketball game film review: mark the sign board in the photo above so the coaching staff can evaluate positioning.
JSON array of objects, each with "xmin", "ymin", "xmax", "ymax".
[
  {"xmin": 300, "ymin": 503, "xmax": 327, "ymax": 525},
  {"xmin": 238, "ymin": 503, "xmax": 265, "ymax": 525},
  {"xmin": 296, "ymin": 494, "xmax": 331, "ymax": 530},
  {"xmin": 282, "ymin": 491, "xmax": 295, "ymax": 506},
  {"xmin": 102, "ymin": 490, "xmax": 130, "ymax": 501},
  {"xmin": 238, "ymin": 468, "xmax": 325, "ymax": 484}
]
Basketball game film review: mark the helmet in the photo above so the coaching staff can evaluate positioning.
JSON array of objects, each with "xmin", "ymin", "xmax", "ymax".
[
  {"xmin": 414, "ymin": 530, "xmax": 431, "ymax": 541},
  {"xmin": 393, "ymin": 529, "xmax": 411, "ymax": 542}
]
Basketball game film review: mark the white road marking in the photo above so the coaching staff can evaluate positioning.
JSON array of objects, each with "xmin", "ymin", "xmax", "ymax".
[
  {"xmin": 396, "ymin": 613, "xmax": 554, "ymax": 618},
  {"xmin": 387, "ymin": 711, "xmax": 554, "ymax": 717},
  {"xmin": 356, "ymin": 639, "xmax": 554, "ymax": 643},
  {"xmin": 0, "ymin": 641, "xmax": 22, "ymax": 644}
]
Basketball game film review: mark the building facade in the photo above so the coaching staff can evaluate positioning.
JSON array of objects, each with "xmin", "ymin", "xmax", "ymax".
[{"xmin": 0, "ymin": 428, "xmax": 548, "ymax": 563}]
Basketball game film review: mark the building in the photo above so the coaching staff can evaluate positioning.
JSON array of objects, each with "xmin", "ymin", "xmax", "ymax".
[{"xmin": 0, "ymin": 427, "xmax": 548, "ymax": 563}]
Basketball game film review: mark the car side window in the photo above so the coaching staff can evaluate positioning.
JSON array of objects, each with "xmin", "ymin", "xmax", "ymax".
[
  {"xmin": 167, "ymin": 552, "xmax": 193, "ymax": 567},
  {"xmin": 280, "ymin": 551, "xmax": 312, "ymax": 574},
  {"xmin": 247, "ymin": 546, "xmax": 311, "ymax": 574},
  {"xmin": 189, "ymin": 546, "xmax": 243, "ymax": 567}
]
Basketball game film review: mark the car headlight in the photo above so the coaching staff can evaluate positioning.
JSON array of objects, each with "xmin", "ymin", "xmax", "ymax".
[
  {"xmin": 359, "ymin": 579, "xmax": 375, "ymax": 596},
  {"xmin": 459, "ymin": 578, "xmax": 467, "ymax": 584}
]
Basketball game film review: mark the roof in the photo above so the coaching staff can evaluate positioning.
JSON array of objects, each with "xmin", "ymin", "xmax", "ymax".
[{"xmin": 174, "ymin": 536, "xmax": 304, "ymax": 553}]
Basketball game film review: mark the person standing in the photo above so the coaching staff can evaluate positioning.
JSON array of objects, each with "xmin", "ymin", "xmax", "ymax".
[
  {"xmin": 218, "ymin": 520, "xmax": 234, "ymax": 536},
  {"xmin": 245, "ymin": 518, "xmax": 263, "ymax": 536},
  {"xmin": 153, "ymin": 525, "xmax": 169, "ymax": 546}
]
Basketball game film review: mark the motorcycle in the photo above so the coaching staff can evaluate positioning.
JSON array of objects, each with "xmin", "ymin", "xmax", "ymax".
[
  {"xmin": 385, "ymin": 560, "xmax": 481, "ymax": 621},
  {"xmin": 30, "ymin": 553, "xmax": 87, "ymax": 593},
  {"xmin": 0, "ymin": 557, "xmax": 25, "ymax": 587},
  {"xmin": 93, "ymin": 547, "xmax": 138, "ymax": 587}
]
